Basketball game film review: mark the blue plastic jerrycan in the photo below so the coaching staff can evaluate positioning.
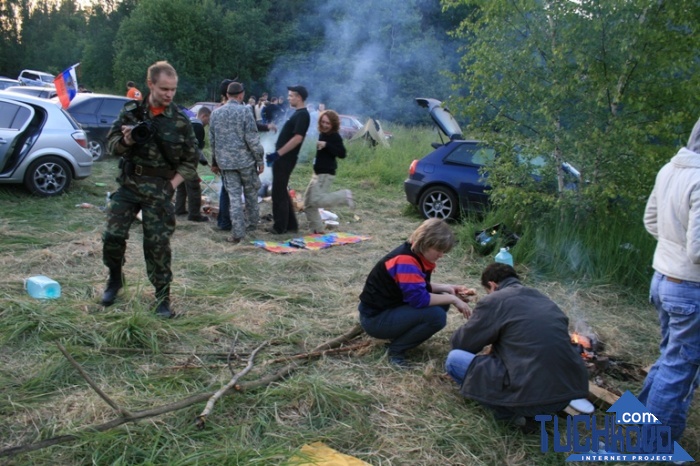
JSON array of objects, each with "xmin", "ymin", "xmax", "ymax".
[
  {"xmin": 25, "ymin": 275, "xmax": 61, "ymax": 299},
  {"xmin": 494, "ymin": 248, "xmax": 514, "ymax": 267}
]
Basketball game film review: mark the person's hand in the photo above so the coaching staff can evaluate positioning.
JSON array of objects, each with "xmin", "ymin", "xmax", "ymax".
[
  {"xmin": 316, "ymin": 140, "xmax": 326, "ymax": 150},
  {"xmin": 455, "ymin": 286, "xmax": 478, "ymax": 302},
  {"xmin": 266, "ymin": 151, "xmax": 280, "ymax": 167},
  {"xmin": 121, "ymin": 125, "xmax": 135, "ymax": 146},
  {"xmin": 211, "ymin": 166, "xmax": 220, "ymax": 175},
  {"xmin": 257, "ymin": 163, "xmax": 264, "ymax": 175},
  {"xmin": 268, "ymin": 123, "xmax": 278, "ymax": 133},
  {"xmin": 162, "ymin": 180, "xmax": 175, "ymax": 198},
  {"xmin": 454, "ymin": 298, "xmax": 472, "ymax": 319}
]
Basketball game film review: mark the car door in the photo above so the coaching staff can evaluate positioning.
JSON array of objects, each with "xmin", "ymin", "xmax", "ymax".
[
  {"xmin": 442, "ymin": 142, "xmax": 495, "ymax": 206},
  {"xmin": 0, "ymin": 98, "xmax": 34, "ymax": 175},
  {"xmin": 95, "ymin": 98, "xmax": 127, "ymax": 141}
]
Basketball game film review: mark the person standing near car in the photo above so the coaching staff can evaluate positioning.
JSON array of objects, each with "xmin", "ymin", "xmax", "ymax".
[
  {"xmin": 209, "ymin": 82, "xmax": 265, "ymax": 244},
  {"xmin": 265, "ymin": 85, "xmax": 310, "ymax": 234},
  {"xmin": 638, "ymin": 115, "xmax": 700, "ymax": 446},
  {"xmin": 174, "ymin": 106, "xmax": 211, "ymax": 222},
  {"xmin": 126, "ymin": 81, "xmax": 142, "ymax": 101},
  {"xmin": 303, "ymin": 109, "xmax": 354, "ymax": 233},
  {"xmin": 102, "ymin": 61, "xmax": 198, "ymax": 318}
]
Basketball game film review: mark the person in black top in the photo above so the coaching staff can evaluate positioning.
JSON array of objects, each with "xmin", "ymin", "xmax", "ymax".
[
  {"xmin": 174, "ymin": 106, "xmax": 211, "ymax": 222},
  {"xmin": 303, "ymin": 110, "xmax": 354, "ymax": 233},
  {"xmin": 265, "ymin": 85, "xmax": 310, "ymax": 234}
]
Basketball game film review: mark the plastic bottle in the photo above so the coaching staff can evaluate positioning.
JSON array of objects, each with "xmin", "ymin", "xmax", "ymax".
[
  {"xmin": 25, "ymin": 275, "xmax": 61, "ymax": 299},
  {"xmin": 494, "ymin": 248, "xmax": 514, "ymax": 267}
]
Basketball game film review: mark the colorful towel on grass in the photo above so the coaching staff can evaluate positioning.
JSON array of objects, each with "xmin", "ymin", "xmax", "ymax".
[{"xmin": 252, "ymin": 232, "xmax": 371, "ymax": 254}]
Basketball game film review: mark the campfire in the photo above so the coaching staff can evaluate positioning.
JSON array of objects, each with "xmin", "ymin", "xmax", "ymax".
[{"xmin": 570, "ymin": 331, "xmax": 609, "ymax": 371}]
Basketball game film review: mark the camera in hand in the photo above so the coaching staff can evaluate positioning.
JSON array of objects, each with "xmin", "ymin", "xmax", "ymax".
[
  {"xmin": 123, "ymin": 100, "xmax": 156, "ymax": 145},
  {"xmin": 131, "ymin": 120, "xmax": 155, "ymax": 144}
]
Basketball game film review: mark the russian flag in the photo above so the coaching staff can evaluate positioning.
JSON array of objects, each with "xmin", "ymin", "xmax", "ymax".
[{"xmin": 54, "ymin": 63, "xmax": 80, "ymax": 109}]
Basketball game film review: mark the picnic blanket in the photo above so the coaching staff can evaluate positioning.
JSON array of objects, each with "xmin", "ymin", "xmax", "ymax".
[{"xmin": 252, "ymin": 232, "xmax": 371, "ymax": 254}]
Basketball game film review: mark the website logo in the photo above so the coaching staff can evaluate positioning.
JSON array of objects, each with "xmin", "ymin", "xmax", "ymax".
[{"xmin": 536, "ymin": 391, "xmax": 694, "ymax": 463}]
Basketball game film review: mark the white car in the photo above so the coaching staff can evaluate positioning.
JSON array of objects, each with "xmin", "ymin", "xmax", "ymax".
[
  {"xmin": 0, "ymin": 91, "xmax": 92, "ymax": 196},
  {"xmin": 17, "ymin": 69, "xmax": 55, "ymax": 88}
]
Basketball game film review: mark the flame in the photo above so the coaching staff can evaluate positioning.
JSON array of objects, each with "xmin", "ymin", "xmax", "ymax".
[{"xmin": 570, "ymin": 332, "xmax": 592, "ymax": 350}]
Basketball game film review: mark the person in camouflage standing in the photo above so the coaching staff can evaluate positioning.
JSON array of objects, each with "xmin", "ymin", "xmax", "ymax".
[
  {"xmin": 210, "ymin": 81, "xmax": 265, "ymax": 244},
  {"xmin": 101, "ymin": 61, "xmax": 198, "ymax": 318}
]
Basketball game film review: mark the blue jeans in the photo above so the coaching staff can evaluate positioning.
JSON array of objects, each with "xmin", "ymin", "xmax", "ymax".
[
  {"xmin": 445, "ymin": 349, "xmax": 476, "ymax": 384},
  {"xmin": 218, "ymin": 184, "xmax": 231, "ymax": 230},
  {"xmin": 359, "ymin": 302, "xmax": 447, "ymax": 356},
  {"xmin": 638, "ymin": 272, "xmax": 700, "ymax": 443}
]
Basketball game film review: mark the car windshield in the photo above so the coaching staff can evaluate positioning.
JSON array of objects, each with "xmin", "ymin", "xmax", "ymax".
[{"xmin": 41, "ymin": 75, "xmax": 54, "ymax": 83}]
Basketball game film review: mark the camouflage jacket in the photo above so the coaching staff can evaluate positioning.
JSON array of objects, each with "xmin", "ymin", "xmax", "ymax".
[
  {"xmin": 107, "ymin": 97, "xmax": 199, "ymax": 187},
  {"xmin": 209, "ymin": 100, "xmax": 263, "ymax": 171}
]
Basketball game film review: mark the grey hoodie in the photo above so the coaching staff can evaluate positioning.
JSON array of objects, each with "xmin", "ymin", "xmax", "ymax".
[{"xmin": 644, "ymin": 117, "xmax": 700, "ymax": 281}]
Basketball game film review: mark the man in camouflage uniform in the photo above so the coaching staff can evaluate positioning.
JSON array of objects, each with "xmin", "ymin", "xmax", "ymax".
[
  {"xmin": 210, "ymin": 81, "xmax": 264, "ymax": 244},
  {"xmin": 101, "ymin": 61, "xmax": 198, "ymax": 318}
]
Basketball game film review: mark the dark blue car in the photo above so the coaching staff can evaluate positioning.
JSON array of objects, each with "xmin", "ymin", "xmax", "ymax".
[{"xmin": 405, "ymin": 98, "xmax": 580, "ymax": 219}]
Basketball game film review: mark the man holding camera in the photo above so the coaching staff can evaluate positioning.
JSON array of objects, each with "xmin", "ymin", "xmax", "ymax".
[
  {"xmin": 101, "ymin": 61, "xmax": 199, "ymax": 318},
  {"xmin": 210, "ymin": 81, "xmax": 264, "ymax": 244}
]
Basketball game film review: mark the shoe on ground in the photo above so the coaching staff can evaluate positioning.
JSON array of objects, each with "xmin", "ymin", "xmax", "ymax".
[
  {"xmin": 226, "ymin": 236, "xmax": 242, "ymax": 244},
  {"xmin": 388, "ymin": 354, "xmax": 411, "ymax": 370},
  {"xmin": 188, "ymin": 215, "xmax": 209, "ymax": 222},
  {"xmin": 101, "ymin": 285, "xmax": 121, "ymax": 306},
  {"xmin": 265, "ymin": 226, "xmax": 284, "ymax": 235},
  {"xmin": 246, "ymin": 224, "xmax": 257, "ymax": 232},
  {"xmin": 155, "ymin": 301, "xmax": 175, "ymax": 318},
  {"xmin": 175, "ymin": 211, "xmax": 188, "ymax": 216},
  {"xmin": 568, "ymin": 398, "xmax": 595, "ymax": 414},
  {"xmin": 511, "ymin": 416, "xmax": 540, "ymax": 435}
]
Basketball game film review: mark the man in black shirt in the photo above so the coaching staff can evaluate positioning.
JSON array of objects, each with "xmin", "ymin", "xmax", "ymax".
[{"xmin": 265, "ymin": 85, "xmax": 310, "ymax": 234}]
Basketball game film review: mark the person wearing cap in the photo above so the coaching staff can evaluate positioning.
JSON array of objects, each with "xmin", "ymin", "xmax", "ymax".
[
  {"xmin": 213, "ymin": 80, "xmax": 276, "ymax": 231},
  {"xmin": 209, "ymin": 82, "xmax": 265, "ymax": 244},
  {"xmin": 265, "ymin": 85, "xmax": 310, "ymax": 234}
]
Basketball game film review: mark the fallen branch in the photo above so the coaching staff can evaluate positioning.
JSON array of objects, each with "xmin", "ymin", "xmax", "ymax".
[
  {"xmin": 195, "ymin": 341, "xmax": 267, "ymax": 429},
  {"xmin": 56, "ymin": 342, "xmax": 134, "ymax": 418},
  {"xmin": 1, "ymin": 324, "xmax": 366, "ymax": 459}
]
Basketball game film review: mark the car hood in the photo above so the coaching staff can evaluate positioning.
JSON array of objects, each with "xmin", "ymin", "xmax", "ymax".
[{"xmin": 415, "ymin": 98, "xmax": 463, "ymax": 141}]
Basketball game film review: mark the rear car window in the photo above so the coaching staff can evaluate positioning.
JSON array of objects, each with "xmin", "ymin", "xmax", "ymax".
[
  {"xmin": 445, "ymin": 144, "xmax": 495, "ymax": 166},
  {"xmin": 0, "ymin": 101, "xmax": 32, "ymax": 130}
]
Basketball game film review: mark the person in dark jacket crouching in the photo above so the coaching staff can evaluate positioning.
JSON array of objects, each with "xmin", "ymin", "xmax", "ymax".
[
  {"xmin": 446, "ymin": 263, "xmax": 588, "ymax": 430},
  {"xmin": 359, "ymin": 218, "xmax": 473, "ymax": 368}
]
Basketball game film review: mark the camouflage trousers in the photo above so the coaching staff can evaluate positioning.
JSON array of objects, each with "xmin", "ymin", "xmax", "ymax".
[
  {"xmin": 102, "ymin": 178, "xmax": 176, "ymax": 289},
  {"xmin": 221, "ymin": 165, "xmax": 261, "ymax": 239}
]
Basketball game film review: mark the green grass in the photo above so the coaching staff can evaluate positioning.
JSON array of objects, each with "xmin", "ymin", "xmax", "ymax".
[{"xmin": 0, "ymin": 126, "xmax": 696, "ymax": 465}]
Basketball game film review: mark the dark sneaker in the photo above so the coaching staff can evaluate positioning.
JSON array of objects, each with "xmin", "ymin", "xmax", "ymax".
[
  {"xmin": 226, "ymin": 236, "xmax": 242, "ymax": 244},
  {"xmin": 188, "ymin": 215, "xmax": 209, "ymax": 222}
]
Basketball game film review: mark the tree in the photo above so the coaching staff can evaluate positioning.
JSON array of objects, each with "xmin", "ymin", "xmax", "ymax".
[
  {"xmin": 0, "ymin": 0, "xmax": 22, "ymax": 76},
  {"xmin": 112, "ymin": 0, "xmax": 280, "ymax": 103},
  {"xmin": 444, "ymin": 0, "xmax": 700, "ymax": 217}
]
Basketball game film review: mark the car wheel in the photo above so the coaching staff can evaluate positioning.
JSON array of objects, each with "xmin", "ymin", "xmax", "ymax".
[
  {"xmin": 418, "ymin": 186, "xmax": 459, "ymax": 220},
  {"xmin": 24, "ymin": 156, "xmax": 73, "ymax": 196},
  {"xmin": 88, "ymin": 139, "xmax": 105, "ymax": 161}
]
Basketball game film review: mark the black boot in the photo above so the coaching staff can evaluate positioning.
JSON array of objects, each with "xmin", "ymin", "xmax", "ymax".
[
  {"xmin": 155, "ymin": 286, "xmax": 174, "ymax": 318},
  {"xmin": 101, "ymin": 267, "xmax": 123, "ymax": 306}
]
